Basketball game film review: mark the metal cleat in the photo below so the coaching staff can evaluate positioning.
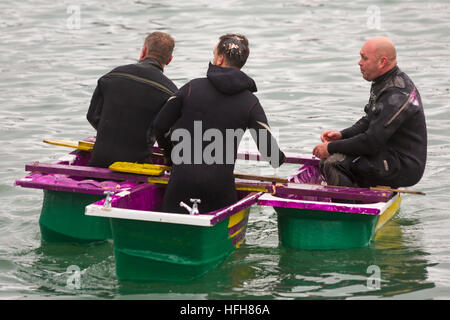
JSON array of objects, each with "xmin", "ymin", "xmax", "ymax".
[
  {"xmin": 190, "ymin": 198, "xmax": 201, "ymax": 215},
  {"xmin": 179, "ymin": 198, "xmax": 201, "ymax": 215},
  {"xmin": 103, "ymin": 191, "xmax": 114, "ymax": 208}
]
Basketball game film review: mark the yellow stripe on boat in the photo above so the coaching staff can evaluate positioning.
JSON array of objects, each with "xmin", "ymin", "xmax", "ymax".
[
  {"xmin": 374, "ymin": 194, "xmax": 402, "ymax": 234},
  {"xmin": 226, "ymin": 211, "xmax": 246, "ymax": 248},
  {"xmin": 235, "ymin": 184, "xmax": 267, "ymax": 192},
  {"xmin": 147, "ymin": 178, "xmax": 169, "ymax": 184},
  {"xmin": 228, "ymin": 209, "xmax": 246, "ymax": 229},
  {"xmin": 227, "ymin": 209, "xmax": 249, "ymax": 248},
  {"xmin": 229, "ymin": 225, "xmax": 246, "ymax": 240},
  {"xmin": 234, "ymin": 234, "xmax": 245, "ymax": 248}
]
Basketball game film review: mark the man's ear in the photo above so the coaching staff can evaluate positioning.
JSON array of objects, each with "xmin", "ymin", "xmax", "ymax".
[
  {"xmin": 139, "ymin": 46, "xmax": 147, "ymax": 61},
  {"xmin": 166, "ymin": 54, "xmax": 173, "ymax": 66},
  {"xmin": 379, "ymin": 56, "xmax": 388, "ymax": 69},
  {"xmin": 216, "ymin": 54, "xmax": 225, "ymax": 66}
]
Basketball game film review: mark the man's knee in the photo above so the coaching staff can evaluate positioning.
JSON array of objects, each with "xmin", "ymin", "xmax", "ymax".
[
  {"xmin": 320, "ymin": 153, "xmax": 347, "ymax": 176},
  {"xmin": 320, "ymin": 153, "xmax": 357, "ymax": 187}
]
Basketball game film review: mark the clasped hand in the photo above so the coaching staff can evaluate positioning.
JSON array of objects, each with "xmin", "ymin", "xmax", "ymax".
[{"xmin": 312, "ymin": 130, "xmax": 342, "ymax": 160}]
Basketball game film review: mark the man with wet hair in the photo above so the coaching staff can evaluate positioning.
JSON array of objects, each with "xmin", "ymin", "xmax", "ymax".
[
  {"xmin": 313, "ymin": 37, "xmax": 427, "ymax": 189},
  {"xmin": 87, "ymin": 32, "xmax": 177, "ymax": 168},
  {"xmin": 215, "ymin": 34, "xmax": 250, "ymax": 69},
  {"xmin": 152, "ymin": 34, "xmax": 285, "ymax": 214}
]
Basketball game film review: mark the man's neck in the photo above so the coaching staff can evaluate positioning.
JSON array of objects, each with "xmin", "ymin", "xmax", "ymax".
[
  {"xmin": 374, "ymin": 64, "xmax": 398, "ymax": 83},
  {"xmin": 139, "ymin": 56, "xmax": 164, "ymax": 71}
]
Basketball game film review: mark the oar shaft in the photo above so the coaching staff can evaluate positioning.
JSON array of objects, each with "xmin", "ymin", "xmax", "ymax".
[
  {"xmin": 233, "ymin": 173, "xmax": 425, "ymax": 196},
  {"xmin": 43, "ymin": 139, "xmax": 319, "ymax": 165},
  {"xmin": 370, "ymin": 187, "xmax": 426, "ymax": 195},
  {"xmin": 233, "ymin": 173, "xmax": 287, "ymax": 184},
  {"xmin": 42, "ymin": 139, "xmax": 425, "ymax": 196}
]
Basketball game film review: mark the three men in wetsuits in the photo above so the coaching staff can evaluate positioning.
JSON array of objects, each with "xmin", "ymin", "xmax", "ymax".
[
  {"xmin": 87, "ymin": 32, "xmax": 177, "ymax": 168},
  {"xmin": 86, "ymin": 33, "xmax": 427, "ymax": 211},
  {"xmin": 152, "ymin": 34, "xmax": 286, "ymax": 213},
  {"xmin": 313, "ymin": 37, "xmax": 427, "ymax": 188}
]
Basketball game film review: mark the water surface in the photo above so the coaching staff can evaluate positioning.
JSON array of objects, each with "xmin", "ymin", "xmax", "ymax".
[{"xmin": 1, "ymin": 0, "xmax": 450, "ymax": 300}]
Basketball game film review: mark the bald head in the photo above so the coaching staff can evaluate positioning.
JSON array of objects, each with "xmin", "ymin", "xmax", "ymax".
[
  {"xmin": 365, "ymin": 37, "xmax": 397, "ymax": 63},
  {"xmin": 359, "ymin": 37, "xmax": 397, "ymax": 81}
]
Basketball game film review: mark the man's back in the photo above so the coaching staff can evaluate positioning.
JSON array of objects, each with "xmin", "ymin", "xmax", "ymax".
[
  {"xmin": 153, "ymin": 62, "xmax": 285, "ymax": 213},
  {"xmin": 87, "ymin": 58, "xmax": 177, "ymax": 168}
]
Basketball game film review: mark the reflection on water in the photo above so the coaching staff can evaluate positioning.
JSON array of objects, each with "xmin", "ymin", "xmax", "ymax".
[
  {"xmin": 114, "ymin": 216, "xmax": 434, "ymax": 299},
  {"xmin": 12, "ymin": 241, "xmax": 117, "ymax": 298},
  {"xmin": 275, "ymin": 218, "xmax": 435, "ymax": 299}
]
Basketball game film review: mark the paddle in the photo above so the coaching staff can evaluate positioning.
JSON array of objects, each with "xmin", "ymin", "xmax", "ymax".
[
  {"xmin": 43, "ymin": 138, "xmax": 319, "ymax": 166},
  {"xmin": 107, "ymin": 162, "xmax": 425, "ymax": 198},
  {"xmin": 43, "ymin": 139, "xmax": 94, "ymax": 151},
  {"xmin": 42, "ymin": 139, "xmax": 424, "ymax": 196},
  {"xmin": 235, "ymin": 172, "xmax": 425, "ymax": 195},
  {"xmin": 22, "ymin": 161, "xmax": 394, "ymax": 202}
]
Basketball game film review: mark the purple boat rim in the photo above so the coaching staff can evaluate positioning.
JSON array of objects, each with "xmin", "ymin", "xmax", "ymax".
[
  {"xmin": 15, "ymin": 172, "xmax": 136, "ymax": 195},
  {"xmin": 257, "ymin": 193, "xmax": 401, "ymax": 215}
]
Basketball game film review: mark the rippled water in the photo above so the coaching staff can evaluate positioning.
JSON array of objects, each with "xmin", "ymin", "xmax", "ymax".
[{"xmin": 1, "ymin": 0, "xmax": 450, "ymax": 300}]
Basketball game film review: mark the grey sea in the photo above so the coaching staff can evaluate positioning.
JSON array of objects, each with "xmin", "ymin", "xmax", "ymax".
[{"xmin": 1, "ymin": 0, "xmax": 449, "ymax": 300}]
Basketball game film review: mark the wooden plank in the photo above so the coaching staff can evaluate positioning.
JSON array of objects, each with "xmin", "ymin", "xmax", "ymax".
[
  {"xmin": 236, "ymin": 151, "xmax": 320, "ymax": 166},
  {"xmin": 273, "ymin": 183, "xmax": 392, "ymax": 203},
  {"xmin": 25, "ymin": 162, "xmax": 150, "ymax": 183},
  {"xmin": 233, "ymin": 173, "xmax": 287, "ymax": 184},
  {"xmin": 16, "ymin": 178, "xmax": 114, "ymax": 195},
  {"xmin": 145, "ymin": 176, "xmax": 392, "ymax": 203},
  {"xmin": 24, "ymin": 162, "xmax": 393, "ymax": 202},
  {"xmin": 105, "ymin": 162, "xmax": 392, "ymax": 202}
]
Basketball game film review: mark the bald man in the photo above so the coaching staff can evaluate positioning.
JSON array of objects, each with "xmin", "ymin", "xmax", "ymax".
[{"xmin": 313, "ymin": 37, "xmax": 427, "ymax": 190}]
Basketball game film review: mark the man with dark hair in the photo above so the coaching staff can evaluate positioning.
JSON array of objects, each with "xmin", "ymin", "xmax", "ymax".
[
  {"xmin": 215, "ymin": 34, "xmax": 249, "ymax": 69},
  {"xmin": 313, "ymin": 37, "xmax": 427, "ymax": 189},
  {"xmin": 152, "ymin": 34, "xmax": 285, "ymax": 214},
  {"xmin": 87, "ymin": 32, "xmax": 177, "ymax": 168}
]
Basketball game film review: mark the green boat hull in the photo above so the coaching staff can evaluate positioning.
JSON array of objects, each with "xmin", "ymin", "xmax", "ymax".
[
  {"xmin": 276, "ymin": 208, "xmax": 380, "ymax": 250},
  {"xmin": 111, "ymin": 210, "xmax": 248, "ymax": 282},
  {"xmin": 274, "ymin": 194, "xmax": 401, "ymax": 250},
  {"xmin": 39, "ymin": 190, "xmax": 111, "ymax": 243}
]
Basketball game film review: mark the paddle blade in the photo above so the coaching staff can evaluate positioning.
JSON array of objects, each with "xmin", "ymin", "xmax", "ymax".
[{"xmin": 43, "ymin": 139, "xmax": 94, "ymax": 151}]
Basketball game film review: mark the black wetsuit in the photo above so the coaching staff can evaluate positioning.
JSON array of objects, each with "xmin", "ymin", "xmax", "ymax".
[
  {"xmin": 86, "ymin": 58, "xmax": 177, "ymax": 168},
  {"xmin": 152, "ymin": 63, "xmax": 285, "ymax": 213},
  {"xmin": 324, "ymin": 66, "xmax": 427, "ymax": 188}
]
